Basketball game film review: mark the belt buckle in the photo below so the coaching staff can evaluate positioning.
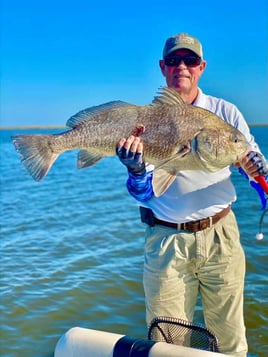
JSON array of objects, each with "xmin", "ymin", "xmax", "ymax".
[
  {"xmin": 200, "ymin": 216, "xmax": 213, "ymax": 230},
  {"xmin": 181, "ymin": 216, "xmax": 213, "ymax": 232}
]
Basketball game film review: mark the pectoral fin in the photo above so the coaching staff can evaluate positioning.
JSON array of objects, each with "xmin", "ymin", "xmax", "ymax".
[
  {"xmin": 77, "ymin": 150, "xmax": 103, "ymax": 168},
  {"xmin": 152, "ymin": 145, "xmax": 191, "ymax": 196},
  {"xmin": 152, "ymin": 169, "xmax": 177, "ymax": 197}
]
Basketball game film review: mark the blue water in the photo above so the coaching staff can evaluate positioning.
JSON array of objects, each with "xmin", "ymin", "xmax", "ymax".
[{"xmin": 1, "ymin": 127, "xmax": 267, "ymax": 357}]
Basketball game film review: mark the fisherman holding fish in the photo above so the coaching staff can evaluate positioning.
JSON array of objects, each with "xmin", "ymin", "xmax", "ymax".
[
  {"xmin": 12, "ymin": 32, "xmax": 268, "ymax": 357},
  {"xmin": 116, "ymin": 33, "xmax": 268, "ymax": 356}
]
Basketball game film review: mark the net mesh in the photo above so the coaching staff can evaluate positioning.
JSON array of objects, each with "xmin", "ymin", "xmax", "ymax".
[{"xmin": 148, "ymin": 316, "xmax": 220, "ymax": 352}]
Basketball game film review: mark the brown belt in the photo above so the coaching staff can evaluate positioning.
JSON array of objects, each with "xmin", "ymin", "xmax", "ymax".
[{"xmin": 154, "ymin": 206, "xmax": 231, "ymax": 233}]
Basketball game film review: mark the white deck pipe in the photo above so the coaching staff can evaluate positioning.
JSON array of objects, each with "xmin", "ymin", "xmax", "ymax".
[{"xmin": 54, "ymin": 327, "xmax": 231, "ymax": 357}]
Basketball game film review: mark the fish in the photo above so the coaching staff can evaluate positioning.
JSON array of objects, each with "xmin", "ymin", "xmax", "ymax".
[{"xmin": 12, "ymin": 87, "xmax": 249, "ymax": 197}]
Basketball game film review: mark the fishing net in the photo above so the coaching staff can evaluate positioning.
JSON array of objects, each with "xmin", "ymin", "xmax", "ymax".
[{"xmin": 148, "ymin": 316, "xmax": 220, "ymax": 352}]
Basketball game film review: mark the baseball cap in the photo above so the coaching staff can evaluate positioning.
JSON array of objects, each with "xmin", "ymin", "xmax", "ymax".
[{"xmin": 163, "ymin": 33, "xmax": 203, "ymax": 59}]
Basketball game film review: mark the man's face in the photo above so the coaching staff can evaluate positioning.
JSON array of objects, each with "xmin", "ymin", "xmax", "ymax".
[{"xmin": 159, "ymin": 49, "xmax": 206, "ymax": 94}]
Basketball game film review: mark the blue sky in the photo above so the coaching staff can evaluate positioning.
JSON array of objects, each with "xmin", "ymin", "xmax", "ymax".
[{"xmin": 1, "ymin": 0, "xmax": 267, "ymax": 126}]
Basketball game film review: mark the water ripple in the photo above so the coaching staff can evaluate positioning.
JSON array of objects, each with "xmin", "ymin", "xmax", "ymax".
[{"xmin": 1, "ymin": 128, "xmax": 267, "ymax": 357}]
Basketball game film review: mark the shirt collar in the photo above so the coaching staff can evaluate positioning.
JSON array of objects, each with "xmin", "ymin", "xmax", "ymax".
[{"xmin": 192, "ymin": 88, "xmax": 205, "ymax": 107}]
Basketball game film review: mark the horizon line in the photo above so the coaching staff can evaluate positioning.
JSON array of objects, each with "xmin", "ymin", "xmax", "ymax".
[{"xmin": 1, "ymin": 123, "xmax": 268, "ymax": 130}]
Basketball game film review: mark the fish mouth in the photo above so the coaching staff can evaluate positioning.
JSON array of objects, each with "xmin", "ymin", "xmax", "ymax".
[{"xmin": 236, "ymin": 147, "xmax": 251, "ymax": 162}]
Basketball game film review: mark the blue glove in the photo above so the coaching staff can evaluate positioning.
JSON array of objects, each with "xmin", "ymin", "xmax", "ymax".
[
  {"xmin": 247, "ymin": 151, "xmax": 268, "ymax": 176},
  {"xmin": 116, "ymin": 146, "xmax": 146, "ymax": 176}
]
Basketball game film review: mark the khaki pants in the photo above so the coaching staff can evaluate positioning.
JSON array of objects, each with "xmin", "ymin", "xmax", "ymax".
[{"xmin": 143, "ymin": 210, "xmax": 248, "ymax": 356}]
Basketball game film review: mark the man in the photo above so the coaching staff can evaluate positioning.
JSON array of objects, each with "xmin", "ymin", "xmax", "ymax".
[{"xmin": 116, "ymin": 33, "xmax": 267, "ymax": 356}]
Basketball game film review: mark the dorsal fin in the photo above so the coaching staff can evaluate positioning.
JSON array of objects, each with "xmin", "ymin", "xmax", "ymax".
[
  {"xmin": 66, "ymin": 101, "xmax": 133, "ymax": 128},
  {"xmin": 152, "ymin": 87, "xmax": 185, "ymax": 106}
]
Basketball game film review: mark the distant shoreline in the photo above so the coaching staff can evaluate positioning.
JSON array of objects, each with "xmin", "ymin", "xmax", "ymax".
[
  {"xmin": 0, "ymin": 126, "xmax": 67, "ymax": 130},
  {"xmin": 0, "ymin": 123, "xmax": 267, "ymax": 130}
]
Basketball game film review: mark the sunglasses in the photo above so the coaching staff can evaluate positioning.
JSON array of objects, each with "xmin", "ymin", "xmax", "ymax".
[{"xmin": 164, "ymin": 55, "xmax": 202, "ymax": 67}]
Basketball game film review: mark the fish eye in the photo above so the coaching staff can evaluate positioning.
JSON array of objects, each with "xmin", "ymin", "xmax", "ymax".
[{"xmin": 232, "ymin": 133, "xmax": 239, "ymax": 143}]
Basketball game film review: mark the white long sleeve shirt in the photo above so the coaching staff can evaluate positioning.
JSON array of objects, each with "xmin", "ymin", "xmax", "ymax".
[{"xmin": 139, "ymin": 88, "xmax": 260, "ymax": 223}]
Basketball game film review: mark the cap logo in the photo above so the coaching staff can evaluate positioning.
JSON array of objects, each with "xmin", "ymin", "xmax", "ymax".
[{"xmin": 178, "ymin": 35, "xmax": 195, "ymax": 44}]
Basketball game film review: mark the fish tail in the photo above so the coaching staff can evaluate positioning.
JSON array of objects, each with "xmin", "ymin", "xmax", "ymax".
[{"xmin": 12, "ymin": 134, "xmax": 59, "ymax": 181}]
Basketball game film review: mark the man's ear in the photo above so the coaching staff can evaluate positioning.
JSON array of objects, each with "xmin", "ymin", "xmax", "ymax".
[
  {"xmin": 159, "ymin": 59, "xmax": 165, "ymax": 76},
  {"xmin": 199, "ymin": 60, "xmax": 207, "ymax": 75}
]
